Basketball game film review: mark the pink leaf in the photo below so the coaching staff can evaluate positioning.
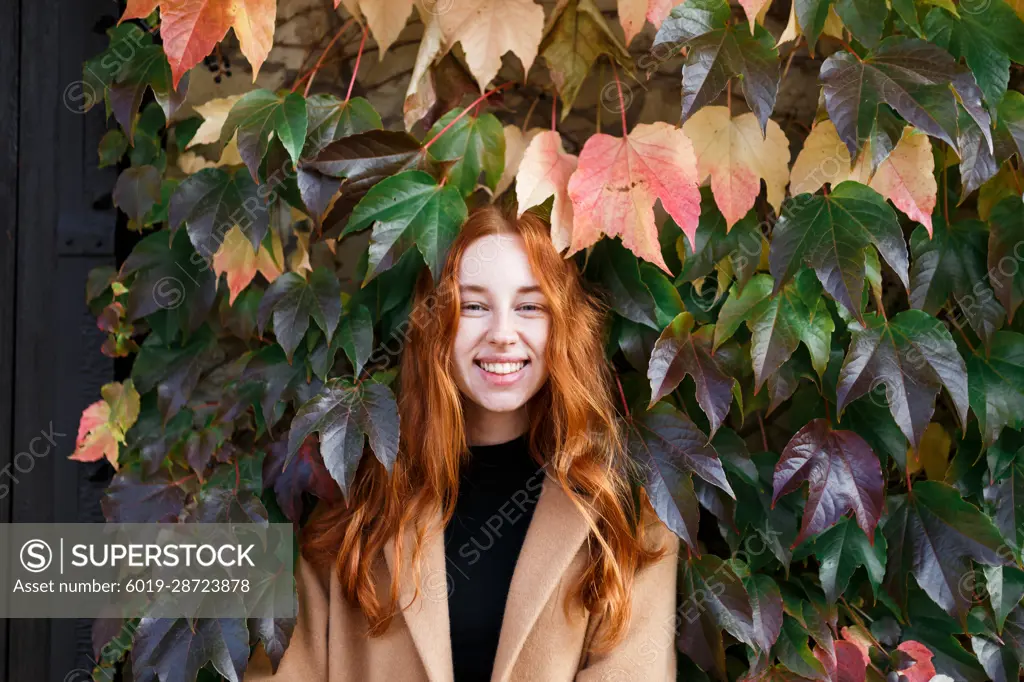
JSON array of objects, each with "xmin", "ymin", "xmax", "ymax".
[
  {"xmin": 567, "ymin": 121, "xmax": 701, "ymax": 272},
  {"xmin": 516, "ymin": 130, "xmax": 579, "ymax": 252}
]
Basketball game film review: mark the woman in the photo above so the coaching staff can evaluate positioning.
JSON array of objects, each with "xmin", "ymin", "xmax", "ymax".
[{"xmin": 246, "ymin": 205, "xmax": 680, "ymax": 681}]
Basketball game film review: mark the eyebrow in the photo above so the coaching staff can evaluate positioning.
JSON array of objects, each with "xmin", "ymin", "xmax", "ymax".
[{"xmin": 459, "ymin": 284, "xmax": 543, "ymax": 295}]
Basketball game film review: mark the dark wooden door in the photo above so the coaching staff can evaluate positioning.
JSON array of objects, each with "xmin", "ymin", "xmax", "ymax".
[{"xmin": 1, "ymin": 0, "xmax": 119, "ymax": 679}]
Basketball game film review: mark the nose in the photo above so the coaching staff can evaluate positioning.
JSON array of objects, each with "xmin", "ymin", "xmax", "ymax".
[{"xmin": 486, "ymin": 309, "xmax": 518, "ymax": 346}]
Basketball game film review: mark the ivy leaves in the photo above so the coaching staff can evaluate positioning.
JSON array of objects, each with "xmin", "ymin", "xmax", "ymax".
[
  {"xmin": 884, "ymin": 481, "xmax": 1009, "ymax": 624},
  {"xmin": 770, "ymin": 181, "xmax": 909, "ymax": 319},
  {"xmin": 653, "ymin": 0, "xmax": 780, "ymax": 133},
  {"xmin": 836, "ymin": 310, "xmax": 969, "ymax": 450},
  {"xmin": 820, "ymin": 38, "xmax": 990, "ymax": 160},
  {"xmin": 343, "ymin": 170, "xmax": 468, "ymax": 284}
]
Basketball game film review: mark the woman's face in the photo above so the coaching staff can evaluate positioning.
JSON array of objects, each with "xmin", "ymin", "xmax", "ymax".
[{"xmin": 452, "ymin": 233, "xmax": 551, "ymax": 424}]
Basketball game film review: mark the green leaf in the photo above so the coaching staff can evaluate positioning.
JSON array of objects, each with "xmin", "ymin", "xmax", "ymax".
[
  {"xmin": 676, "ymin": 202, "xmax": 763, "ymax": 292},
  {"xmin": 968, "ymin": 331, "xmax": 1024, "ymax": 445},
  {"xmin": 81, "ymin": 24, "xmax": 156, "ymax": 116},
  {"xmin": 627, "ymin": 401, "xmax": 734, "ymax": 549},
  {"xmin": 647, "ymin": 312, "xmax": 736, "ymax": 436},
  {"xmin": 132, "ymin": 617, "xmax": 249, "ymax": 682},
  {"xmin": 678, "ymin": 555, "xmax": 756, "ymax": 677},
  {"xmin": 983, "ymin": 565, "xmax": 1024, "ymax": 632},
  {"xmin": 168, "ymin": 167, "xmax": 270, "ymax": 259},
  {"xmin": 424, "ymin": 108, "xmax": 505, "ymax": 197},
  {"xmin": 836, "ymin": 309, "xmax": 969, "ymax": 449},
  {"xmin": 301, "ymin": 94, "xmax": 382, "ymax": 157},
  {"xmin": 928, "ymin": 0, "xmax": 1024, "ymax": 109},
  {"xmin": 638, "ymin": 262, "xmax": 685, "ymax": 328},
  {"xmin": 652, "ymin": 0, "xmax": 780, "ymax": 133},
  {"xmin": 589, "ymin": 235, "xmax": 659, "ymax": 327},
  {"xmin": 101, "ymin": 467, "xmax": 188, "ymax": 523},
  {"xmin": 716, "ymin": 271, "xmax": 834, "ymax": 390},
  {"xmin": 540, "ymin": 0, "xmax": 633, "ymax": 116},
  {"xmin": 108, "ymin": 43, "xmax": 186, "ymax": 143},
  {"xmin": 994, "ymin": 90, "xmax": 1024, "ymax": 164},
  {"xmin": 133, "ymin": 325, "xmax": 221, "ymax": 423},
  {"xmin": 121, "ymin": 229, "xmax": 217, "ymax": 336},
  {"xmin": 984, "ymin": 466, "xmax": 1024, "ymax": 556},
  {"xmin": 770, "ymin": 182, "xmax": 909, "ymax": 319},
  {"xmin": 957, "ymin": 108, "xmax": 1000, "ymax": 201},
  {"xmin": 883, "ymin": 480, "xmax": 1009, "ymax": 624},
  {"xmin": 774, "ymin": 418, "xmax": 885, "ymax": 545},
  {"xmin": 98, "ymin": 129, "xmax": 128, "ymax": 168},
  {"xmin": 909, "ymin": 216, "xmax": 1005, "ymax": 345},
  {"xmin": 344, "ymin": 170, "xmax": 467, "ymax": 285},
  {"xmin": 222, "ymin": 89, "xmax": 308, "ymax": 180},
  {"xmin": 775, "ymin": 615, "xmax": 828, "ymax": 679},
  {"xmin": 812, "ymin": 516, "xmax": 887, "ymax": 604},
  {"xmin": 287, "ymin": 379, "xmax": 400, "ymax": 499},
  {"xmin": 988, "ymin": 197, "xmax": 1024, "ymax": 323},
  {"xmin": 820, "ymin": 37, "xmax": 990, "ymax": 159},
  {"xmin": 257, "ymin": 268, "xmax": 342, "ymax": 362},
  {"xmin": 743, "ymin": 573, "xmax": 785, "ymax": 654},
  {"xmin": 113, "ymin": 165, "xmax": 162, "ymax": 225},
  {"xmin": 339, "ymin": 304, "xmax": 374, "ymax": 378}
]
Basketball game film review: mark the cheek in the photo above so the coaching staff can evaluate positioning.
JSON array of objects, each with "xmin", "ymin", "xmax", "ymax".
[
  {"xmin": 525, "ymin": 320, "xmax": 551, "ymax": 363},
  {"xmin": 452, "ymin": 319, "xmax": 483, "ymax": 361}
]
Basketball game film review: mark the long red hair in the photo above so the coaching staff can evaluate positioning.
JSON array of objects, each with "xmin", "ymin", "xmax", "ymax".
[{"xmin": 302, "ymin": 204, "xmax": 667, "ymax": 653}]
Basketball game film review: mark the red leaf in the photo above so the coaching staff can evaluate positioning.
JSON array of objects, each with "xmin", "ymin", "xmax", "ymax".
[
  {"xmin": 567, "ymin": 121, "xmax": 701, "ymax": 273},
  {"xmin": 773, "ymin": 418, "xmax": 884, "ymax": 545},
  {"xmin": 895, "ymin": 641, "xmax": 936, "ymax": 682}
]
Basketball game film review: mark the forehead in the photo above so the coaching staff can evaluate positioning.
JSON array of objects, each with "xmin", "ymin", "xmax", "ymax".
[{"xmin": 457, "ymin": 233, "xmax": 540, "ymax": 288}]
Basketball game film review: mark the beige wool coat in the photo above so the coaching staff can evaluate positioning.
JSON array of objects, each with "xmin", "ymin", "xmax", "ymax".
[{"xmin": 245, "ymin": 471, "xmax": 681, "ymax": 682}]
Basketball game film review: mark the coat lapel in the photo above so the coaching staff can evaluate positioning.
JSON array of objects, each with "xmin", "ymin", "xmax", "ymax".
[
  {"xmin": 489, "ymin": 471, "xmax": 592, "ymax": 682},
  {"xmin": 383, "ymin": 470, "xmax": 592, "ymax": 682},
  {"xmin": 383, "ymin": 504, "xmax": 455, "ymax": 682}
]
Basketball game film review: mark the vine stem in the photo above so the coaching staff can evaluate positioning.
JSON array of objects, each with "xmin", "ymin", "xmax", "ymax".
[
  {"xmin": 551, "ymin": 94, "xmax": 557, "ymax": 131},
  {"xmin": 781, "ymin": 38, "xmax": 801, "ymax": 83},
  {"xmin": 611, "ymin": 60, "xmax": 628, "ymax": 136},
  {"xmin": 837, "ymin": 37, "xmax": 862, "ymax": 61},
  {"xmin": 298, "ymin": 18, "xmax": 356, "ymax": 96},
  {"xmin": 757, "ymin": 411, "xmax": 769, "ymax": 452},
  {"xmin": 522, "ymin": 95, "xmax": 540, "ymax": 130},
  {"xmin": 942, "ymin": 148, "xmax": 950, "ymax": 223},
  {"xmin": 726, "ymin": 79, "xmax": 732, "ymax": 116},
  {"xmin": 421, "ymin": 82, "xmax": 513, "ymax": 153},
  {"xmin": 947, "ymin": 309, "xmax": 976, "ymax": 353},
  {"xmin": 344, "ymin": 24, "xmax": 369, "ymax": 102}
]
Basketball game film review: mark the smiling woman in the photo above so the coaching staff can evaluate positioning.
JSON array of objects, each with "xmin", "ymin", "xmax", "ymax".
[{"xmin": 243, "ymin": 205, "xmax": 679, "ymax": 682}]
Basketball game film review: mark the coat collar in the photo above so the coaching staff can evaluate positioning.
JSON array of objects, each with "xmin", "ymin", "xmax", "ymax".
[{"xmin": 383, "ymin": 468, "xmax": 592, "ymax": 682}]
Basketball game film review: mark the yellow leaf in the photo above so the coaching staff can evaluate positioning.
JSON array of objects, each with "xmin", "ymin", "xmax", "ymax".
[
  {"xmin": 682, "ymin": 107, "xmax": 791, "ymax": 228},
  {"xmin": 494, "ymin": 125, "xmax": 544, "ymax": 197},
  {"xmin": 339, "ymin": 0, "xmax": 416, "ymax": 56},
  {"xmin": 906, "ymin": 422, "xmax": 952, "ymax": 480},
  {"xmin": 69, "ymin": 380, "xmax": 140, "ymax": 471},
  {"xmin": 403, "ymin": 10, "xmax": 444, "ymax": 130},
  {"xmin": 213, "ymin": 226, "xmax": 282, "ymax": 304},
  {"xmin": 230, "ymin": 0, "xmax": 277, "ymax": 80},
  {"xmin": 188, "ymin": 94, "xmax": 245, "ymax": 148},
  {"xmin": 437, "ymin": 0, "xmax": 544, "ymax": 91},
  {"xmin": 790, "ymin": 122, "xmax": 936, "ymax": 234}
]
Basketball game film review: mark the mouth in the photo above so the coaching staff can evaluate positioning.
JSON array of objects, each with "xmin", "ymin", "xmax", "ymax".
[{"xmin": 474, "ymin": 359, "xmax": 530, "ymax": 376}]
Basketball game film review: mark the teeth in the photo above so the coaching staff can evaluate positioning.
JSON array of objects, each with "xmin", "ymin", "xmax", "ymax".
[{"xmin": 479, "ymin": 360, "xmax": 526, "ymax": 375}]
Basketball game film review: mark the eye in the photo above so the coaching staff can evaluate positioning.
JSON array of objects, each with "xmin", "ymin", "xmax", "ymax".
[
  {"xmin": 518, "ymin": 302, "xmax": 547, "ymax": 314},
  {"xmin": 461, "ymin": 302, "xmax": 486, "ymax": 312}
]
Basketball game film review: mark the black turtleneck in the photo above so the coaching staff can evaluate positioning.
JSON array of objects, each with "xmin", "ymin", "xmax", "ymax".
[{"xmin": 443, "ymin": 433, "xmax": 547, "ymax": 682}]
